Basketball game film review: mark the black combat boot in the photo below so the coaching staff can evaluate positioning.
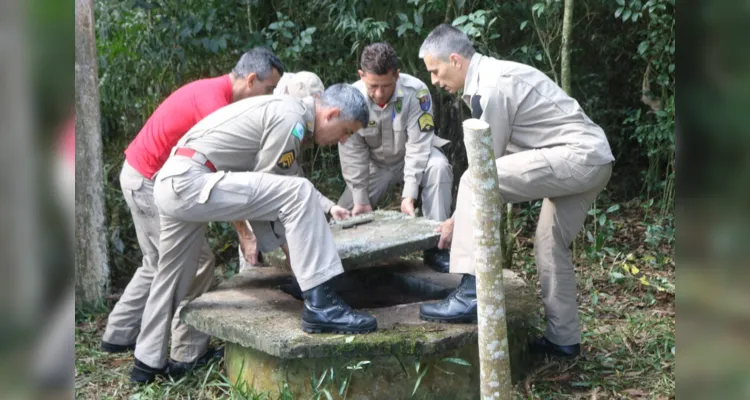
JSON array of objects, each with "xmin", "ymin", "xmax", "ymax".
[
  {"xmin": 423, "ymin": 248, "xmax": 450, "ymax": 273},
  {"xmin": 167, "ymin": 346, "xmax": 224, "ymax": 379},
  {"xmin": 530, "ymin": 336, "xmax": 581, "ymax": 358},
  {"xmin": 301, "ymin": 283, "xmax": 377, "ymax": 334},
  {"xmin": 419, "ymin": 274, "xmax": 477, "ymax": 323},
  {"xmin": 129, "ymin": 357, "xmax": 168, "ymax": 384}
]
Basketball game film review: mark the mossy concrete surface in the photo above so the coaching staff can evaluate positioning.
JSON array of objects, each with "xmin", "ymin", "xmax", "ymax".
[
  {"xmin": 183, "ymin": 261, "xmax": 539, "ymax": 398},
  {"xmin": 226, "ymin": 341, "xmax": 485, "ymax": 400}
]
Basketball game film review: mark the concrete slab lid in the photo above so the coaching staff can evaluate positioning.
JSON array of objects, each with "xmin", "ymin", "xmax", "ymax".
[
  {"xmin": 328, "ymin": 210, "xmax": 441, "ymax": 268},
  {"xmin": 257, "ymin": 210, "xmax": 442, "ymax": 270}
]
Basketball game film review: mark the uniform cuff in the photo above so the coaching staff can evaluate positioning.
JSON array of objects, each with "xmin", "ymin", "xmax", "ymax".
[
  {"xmin": 402, "ymin": 181, "xmax": 420, "ymax": 200},
  {"xmin": 352, "ymin": 189, "xmax": 371, "ymax": 206},
  {"xmin": 318, "ymin": 194, "xmax": 336, "ymax": 214}
]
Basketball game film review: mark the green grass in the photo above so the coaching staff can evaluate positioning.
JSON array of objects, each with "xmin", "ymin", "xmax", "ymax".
[{"xmin": 76, "ymin": 202, "xmax": 674, "ymax": 399}]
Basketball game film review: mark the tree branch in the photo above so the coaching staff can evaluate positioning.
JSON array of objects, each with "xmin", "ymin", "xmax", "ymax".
[
  {"xmin": 532, "ymin": 10, "xmax": 559, "ymax": 84},
  {"xmin": 641, "ymin": 64, "xmax": 663, "ymax": 112}
]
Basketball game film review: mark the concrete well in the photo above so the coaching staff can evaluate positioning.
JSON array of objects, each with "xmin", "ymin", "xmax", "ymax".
[{"xmin": 183, "ymin": 262, "xmax": 539, "ymax": 399}]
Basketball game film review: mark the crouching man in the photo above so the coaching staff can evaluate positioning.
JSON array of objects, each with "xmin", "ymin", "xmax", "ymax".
[
  {"xmin": 238, "ymin": 71, "xmax": 339, "ymax": 271},
  {"xmin": 130, "ymin": 84, "xmax": 376, "ymax": 383},
  {"xmin": 338, "ymin": 43, "xmax": 454, "ymax": 272}
]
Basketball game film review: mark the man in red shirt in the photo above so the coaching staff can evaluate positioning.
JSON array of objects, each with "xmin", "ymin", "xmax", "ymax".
[{"xmin": 101, "ymin": 47, "xmax": 284, "ymax": 369}]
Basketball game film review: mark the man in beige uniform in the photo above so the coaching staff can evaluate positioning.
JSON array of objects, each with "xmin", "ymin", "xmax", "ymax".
[
  {"xmin": 417, "ymin": 25, "xmax": 614, "ymax": 358},
  {"xmin": 130, "ymin": 84, "xmax": 376, "ymax": 383},
  {"xmin": 338, "ymin": 43, "xmax": 454, "ymax": 271},
  {"xmin": 238, "ymin": 71, "xmax": 335, "ymax": 271}
]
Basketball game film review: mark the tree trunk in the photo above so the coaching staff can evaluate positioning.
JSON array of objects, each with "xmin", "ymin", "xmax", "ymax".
[
  {"xmin": 75, "ymin": 0, "xmax": 109, "ymax": 305},
  {"xmin": 462, "ymin": 119, "xmax": 512, "ymax": 399},
  {"xmin": 561, "ymin": 0, "xmax": 574, "ymax": 94}
]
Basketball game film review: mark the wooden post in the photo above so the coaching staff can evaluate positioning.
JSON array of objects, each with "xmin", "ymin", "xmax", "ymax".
[
  {"xmin": 75, "ymin": 0, "xmax": 109, "ymax": 304},
  {"xmin": 462, "ymin": 119, "xmax": 512, "ymax": 399}
]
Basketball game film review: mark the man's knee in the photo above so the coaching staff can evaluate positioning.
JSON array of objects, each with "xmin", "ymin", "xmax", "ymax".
[
  {"xmin": 426, "ymin": 152, "xmax": 453, "ymax": 176},
  {"xmin": 281, "ymin": 178, "xmax": 319, "ymax": 215},
  {"xmin": 424, "ymin": 161, "xmax": 453, "ymax": 190},
  {"xmin": 290, "ymin": 177, "xmax": 317, "ymax": 200}
]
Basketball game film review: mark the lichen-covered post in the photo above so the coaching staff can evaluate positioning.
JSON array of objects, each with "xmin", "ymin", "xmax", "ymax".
[{"xmin": 462, "ymin": 119, "xmax": 512, "ymax": 399}]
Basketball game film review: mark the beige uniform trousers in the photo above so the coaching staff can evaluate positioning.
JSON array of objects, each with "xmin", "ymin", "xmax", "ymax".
[
  {"xmin": 450, "ymin": 146, "xmax": 612, "ymax": 346},
  {"xmin": 338, "ymin": 147, "xmax": 453, "ymax": 221},
  {"xmin": 102, "ymin": 161, "xmax": 216, "ymax": 363},
  {"xmin": 135, "ymin": 157, "xmax": 344, "ymax": 368}
]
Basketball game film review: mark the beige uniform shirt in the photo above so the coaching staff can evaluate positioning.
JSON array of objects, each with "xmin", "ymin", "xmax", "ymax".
[
  {"xmin": 339, "ymin": 73, "xmax": 450, "ymax": 204},
  {"xmin": 462, "ymin": 53, "xmax": 614, "ymax": 165},
  {"xmin": 174, "ymin": 95, "xmax": 336, "ymax": 212}
]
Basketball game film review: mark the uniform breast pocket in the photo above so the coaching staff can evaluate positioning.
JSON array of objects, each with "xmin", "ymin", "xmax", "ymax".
[{"xmin": 360, "ymin": 128, "xmax": 382, "ymax": 149}]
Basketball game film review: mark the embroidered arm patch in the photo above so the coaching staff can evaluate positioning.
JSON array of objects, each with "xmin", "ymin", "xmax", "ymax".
[
  {"xmin": 277, "ymin": 150, "xmax": 296, "ymax": 169},
  {"xmin": 417, "ymin": 89, "xmax": 431, "ymax": 111},
  {"xmin": 417, "ymin": 113, "xmax": 435, "ymax": 132},
  {"xmin": 291, "ymin": 122, "xmax": 305, "ymax": 141}
]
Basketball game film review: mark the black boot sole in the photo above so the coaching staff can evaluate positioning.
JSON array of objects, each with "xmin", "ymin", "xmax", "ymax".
[
  {"xmin": 530, "ymin": 346, "xmax": 580, "ymax": 358},
  {"xmin": 531, "ymin": 349, "xmax": 580, "ymax": 358},
  {"xmin": 130, "ymin": 363, "xmax": 167, "ymax": 384},
  {"xmin": 301, "ymin": 321, "xmax": 377, "ymax": 334},
  {"xmin": 101, "ymin": 340, "xmax": 136, "ymax": 354},
  {"xmin": 168, "ymin": 347, "xmax": 225, "ymax": 379},
  {"xmin": 419, "ymin": 313, "xmax": 477, "ymax": 324}
]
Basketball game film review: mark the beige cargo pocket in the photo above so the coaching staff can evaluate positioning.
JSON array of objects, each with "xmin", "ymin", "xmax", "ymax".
[
  {"xmin": 517, "ymin": 152, "xmax": 555, "ymax": 183},
  {"xmin": 119, "ymin": 167, "xmax": 144, "ymax": 192},
  {"xmin": 158, "ymin": 162, "xmax": 194, "ymax": 199},
  {"xmin": 547, "ymin": 157, "xmax": 573, "ymax": 181},
  {"xmin": 568, "ymin": 162, "xmax": 605, "ymax": 192},
  {"xmin": 198, "ymin": 171, "xmax": 226, "ymax": 204},
  {"xmin": 540, "ymin": 149, "xmax": 573, "ymax": 181}
]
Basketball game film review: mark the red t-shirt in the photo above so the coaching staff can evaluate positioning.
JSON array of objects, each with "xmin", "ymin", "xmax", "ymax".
[
  {"xmin": 124, "ymin": 75, "xmax": 233, "ymax": 179},
  {"xmin": 60, "ymin": 115, "xmax": 75, "ymax": 165}
]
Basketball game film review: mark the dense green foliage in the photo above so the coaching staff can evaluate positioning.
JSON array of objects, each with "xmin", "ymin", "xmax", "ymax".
[{"xmin": 95, "ymin": 0, "xmax": 675, "ymax": 282}]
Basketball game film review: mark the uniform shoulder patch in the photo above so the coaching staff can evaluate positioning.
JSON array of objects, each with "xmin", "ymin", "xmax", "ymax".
[
  {"xmin": 471, "ymin": 95, "xmax": 483, "ymax": 119},
  {"xmin": 417, "ymin": 113, "xmax": 435, "ymax": 132},
  {"xmin": 277, "ymin": 150, "xmax": 296, "ymax": 169},
  {"xmin": 367, "ymin": 120, "xmax": 377, "ymax": 128},
  {"xmin": 417, "ymin": 89, "xmax": 431, "ymax": 112},
  {"xmin": 291, "ymin": 122, "xmax": 305, "ymax": 141}
]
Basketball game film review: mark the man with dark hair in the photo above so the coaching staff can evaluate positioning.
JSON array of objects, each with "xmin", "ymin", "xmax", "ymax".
[
  {"xmin": 338, "ymin": 42, "xmax": 454, "ymax": 272},
  {"xmin": 130, "ymin": 84, "xmax": 377, "ymax": 383},
  {"xmin": 417, "ymin": 24, "xmax": 615, "ymax": 358},
  {"xmin": 102, "ymin": 47, "xmax": 284, "ymax": 371}
]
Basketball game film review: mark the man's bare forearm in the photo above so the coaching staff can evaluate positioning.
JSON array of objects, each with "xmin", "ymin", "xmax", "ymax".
[{"xmin": 233, "ymin": 220, "xmax": 253, "ymax": 238}]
